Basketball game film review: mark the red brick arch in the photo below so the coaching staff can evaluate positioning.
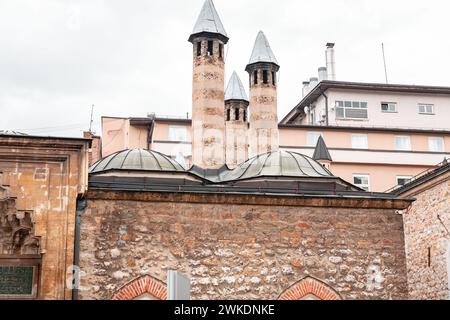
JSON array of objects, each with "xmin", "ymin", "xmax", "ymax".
[
  {"xmin": 279, "ymin": 277, "xmax": 342, "ymax": 300},
  {"xmin": 111, "ymin": 275, "xmax": 167, "ymax": 300}
]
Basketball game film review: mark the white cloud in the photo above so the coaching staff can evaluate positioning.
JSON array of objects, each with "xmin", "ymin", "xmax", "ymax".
[{"xmin": 0, "ymin": 0, "xmax": 449, "ymax": 136}]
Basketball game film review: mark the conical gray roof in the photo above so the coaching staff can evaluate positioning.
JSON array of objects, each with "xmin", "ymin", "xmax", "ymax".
[
  {"xmin": 225, "ymin": 71, "xmax": 248, "ymax": 101},
  {"xmin": 247, "ymin": 31, "xmax": 278, "ymax": 66},
  {"xmin": 313, "ymin": 136, "xmax": 333, "ymax": 162},
  {"xmin": 189, "ymin": 0, "xmax": 228, "ymax": 42}
]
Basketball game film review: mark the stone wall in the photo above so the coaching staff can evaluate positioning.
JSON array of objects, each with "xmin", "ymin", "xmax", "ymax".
[
  {"xmin": 79, "ymin": 191, "xmax": 408, "ymax": 300},
  {"xmin": 0, "ymin": 135, "xmax": 89, "ymax": 299},
  {"xmin": 402, "ymin": 173, "xmax": 450, "ymax": 300}
]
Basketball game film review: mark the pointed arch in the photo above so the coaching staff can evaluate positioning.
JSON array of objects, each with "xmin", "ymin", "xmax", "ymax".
[
  {"xmin": 111, "ymin": 275, "xmax": 167, "ymax": 300},
  {"xmin": 279, "ymin": 277, "xmax": 342, "ymax": 300}
]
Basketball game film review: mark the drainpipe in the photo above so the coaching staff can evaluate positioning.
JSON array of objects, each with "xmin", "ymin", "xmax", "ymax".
[
  {"xmin": 321, "ymin": 91, "xmax": 329, "ymax": 126},
  {"xmin": 73, "ymin": 197, "xmax": 87, "ymax": 300}
]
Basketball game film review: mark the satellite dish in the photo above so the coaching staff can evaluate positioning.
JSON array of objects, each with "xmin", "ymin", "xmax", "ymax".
[{"xmin": 304, "ymin": 106, "xmax": 310, "ymax": 114}]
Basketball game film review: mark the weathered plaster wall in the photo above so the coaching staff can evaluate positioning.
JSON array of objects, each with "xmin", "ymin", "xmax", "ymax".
[
  {"xmin": 402, "ymin": 173, "xmax": 450, "ymax": 300},
  {"xmin": 79, "ymin": 191, "xmax": 408, "ymax": 300}
]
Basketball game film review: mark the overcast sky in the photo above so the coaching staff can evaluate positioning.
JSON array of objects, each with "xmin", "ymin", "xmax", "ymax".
[{"xmin": 1, "ymin": 0, "xmax": 449, "ymax": 137}]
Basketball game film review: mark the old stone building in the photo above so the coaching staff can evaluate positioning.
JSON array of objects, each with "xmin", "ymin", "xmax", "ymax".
[
  {"xmin": 1, "ymin": 0, "xmax": 448, "ymax": 301},
  {"xmin": 77, "ymin": 148, "xmax": 412, "ymax": 300},
  {"xmin": 396, "ymin": 160, "xmax": 450, "ymax": 300},
  {"xmin": 0, "ymin": 133, "xmax": 90, "ymax": 299}
]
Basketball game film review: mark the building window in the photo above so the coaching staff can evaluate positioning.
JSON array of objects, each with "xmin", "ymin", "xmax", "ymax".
[
  {"xmin": 253, "ymin": 70, "xmax": 258, "ymax": 85},
  {"xmin": 351, "ymin": 134, "xmax": 369, "ymax": 149},
  {"xmin": 196, "ymin": 41, "xmax": 202, "ymax": 57},
  {"xmin": 419, "ymin": 104, "xmax": 434, "ymax": 115},
  {"xmin": 381, "ymin": 102, "xmax": 397, "ymax": 113},
  {"xmin": 263, "ymin": 70, "xmax": 269, "ymax": 84},
  {"xmin": 307, "ymin": 132, "xmax": 323, "ymax": 147},
  {"xmin": 353, "ymin": 174, "xmax": 370, "ymax": 191},
  {"xmin": 168, "ymin": 126, "xmax": 187, "ymax": 142},
  {"xmin": 243, "ymin": 109, "xmax": 247, "ymax": 122},
  {"xmin": 397, "ymin": 176, "xmax": 412, "ymax": 186},
  {"xmin": 395, "ymin": 136, "xmax": 411, "ymax": 151},
  {"xmin": 235, "ymin": 108, "xmax": 240, "ymax": 121},
  {"xmin": 226, "ymin": 109, "xmax": 231, "ymax": 121},
  {"xmin": 272, "ymin": 71, "xmax": 276, "ymax": 86},
  {"xmin": 207, "ymin": 40, "xmax": 213, "ymax": 56},
  {"xmin": 219, "ymin": 44, "xmax": 223, "ymax": 58},
  {"xmin": 428, "ymin": 137, "xmax": 445, "ymax": 152},
  {"xmin": 335, "ymin": 101, "xmax": 368, "ymax": 119}
]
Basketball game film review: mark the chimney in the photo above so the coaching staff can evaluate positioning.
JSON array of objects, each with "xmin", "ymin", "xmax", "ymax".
[
  {"xmin": 302, "ymin": 81, "xmax": 310, "ymax": 97},
  {"xmin": 318, "ymin": 67, "xmax": 328, "ymax": 81},
  {"xmin": 309, "ymin": 77, "xmax": 319, "ymax": 90},
  {"xmin": 325, "ymin": 43, "xmax": 336, "ymax": 81}
]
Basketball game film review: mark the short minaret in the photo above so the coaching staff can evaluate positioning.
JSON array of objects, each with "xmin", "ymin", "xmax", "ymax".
[
  {"xmin": 246, "ymin": 31, "xmax": 280, "ymax": 158},
  {"xmin": 225, "ymin": 71, "xmax": 249, "ymax": 168},
  {"xmin": 313, "ymin": 136, "xmax": 333, "ymax": 170},
  {"xmin": 189, "ymin": 0, "xmax": 228, "ymax": 169}
]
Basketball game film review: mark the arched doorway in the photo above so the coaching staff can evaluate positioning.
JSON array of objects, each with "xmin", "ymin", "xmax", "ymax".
[
  {"xmin": 278, "ymin": 277, "xmax": 341, "ymax": 300},
  {"xmin": 111, "ymin": 275, "xmax": 167, "ymax": 300}
]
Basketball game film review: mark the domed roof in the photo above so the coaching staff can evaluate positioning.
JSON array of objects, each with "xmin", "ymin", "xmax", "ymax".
[
  {"xmin": 219, "ymin": 150, "xmax": 332, "ymax": 182},
  {"xmin": 89, "ymin": 149, "xmax": 185, "ymax": 173}
]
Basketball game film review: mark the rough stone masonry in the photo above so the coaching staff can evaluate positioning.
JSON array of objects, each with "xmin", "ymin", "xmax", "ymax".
[{"xmin": 78, "ymin": 190, "xmax": 409, "ymax": 300}]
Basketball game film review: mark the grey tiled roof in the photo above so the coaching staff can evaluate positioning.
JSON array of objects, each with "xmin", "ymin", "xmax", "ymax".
[
  {"xmin": 190, "ymin": 0, "xmax": 227, "ymax": 39},
  {"xmin": 248, "ymin": 31, "xmax": 278, "ymax": 66},
  {"xmin": 313, "ymin": 136, "xmax": 333, "ymax": 162},
  {"xmin": 225, "ymin": 71, "xmax": 248, "ymax": 101}
]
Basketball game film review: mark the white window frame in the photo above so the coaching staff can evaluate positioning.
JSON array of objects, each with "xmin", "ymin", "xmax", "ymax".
[
  {"xmin": 418, "ymin": 104, "xmax": 434, "ymax": 115},
  {"xmin": 351, "ymin": 134, "xmax": 369, "ymax": 149},
  {"xmin": 395, "ymin": 136, "xmax": 412, "ymax": 151},
  {"xmin": 335, "ymin": 100, "xmax": 369, "ymax": 120},
  {"xmin": 428, "ymin": 137, "xmax": 445, "ymax": 152},
  {"xmin": 306, "ymin": 132, "xmax": 323, "ymax": 147},
  {"xmin": 381, "ymin": 102, "xmax": 397, "ymax": 113},
  {"xmin": 353, "ymin": 174, "xmax": 371, "ymax": 191},
  {"xmin": 396, "ymin": 176, "xmax": 413, "ymax": 186},
  {"xmin": 168, "ymin": 126, "xmax": 188, "ymax": 142}
]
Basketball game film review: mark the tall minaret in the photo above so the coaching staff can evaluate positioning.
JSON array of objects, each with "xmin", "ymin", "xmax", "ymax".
[
  {"xmin": 189, "ymin": 0, "xmax": 228, "ymax": 169},
  {"xmin": 246, "ymin": 31, "xmax": 280, "ymax": 158},
  {"xmin": 225, "ymin": 71, "xmax": 249, "ymax": 168}
]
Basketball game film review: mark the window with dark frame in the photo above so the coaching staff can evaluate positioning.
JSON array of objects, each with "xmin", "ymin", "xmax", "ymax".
[
  {"xmin": 253, "ymin": 70, "xmax": 258, "ymax": 85},
  {"xmin": 235, "ymin": 108, "xmax": 239, "ymax": 121},
  {"xmin": 226, "ymin": 109, "xmax": 231, "ymax": 121},
  {"xmin": 263, "ymin": 70, "xmax": 269, "ymax": 84},
  {"xmin": 381, "ymin": 102, "xmax": 397, "ymax": 113},
  {"xmin": 272, "ymin": 71, "xmax": 276, "ymax": 86},
  {"xmin": 219, "ymin": 44, "xmax": 223, "ymax": 58},
  {"xmin": 196, "ymin": 41, "xmax": 202, "ymax": 57},
  {"xmin": 243, "ymin": 109, "xmax": 247, "ymax": 122},
  {"xmin": 207, "ymin": 41, "xmax": 213, "ymax": 56}
]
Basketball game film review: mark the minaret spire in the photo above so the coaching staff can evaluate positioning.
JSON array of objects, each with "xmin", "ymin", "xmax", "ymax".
[
  {"xmin": 189, "ymin": 0, "xmax": 228, "ymax": 168},
  {"xmin": 246, "ymin": 31, "xmax": 280, "ymax": 158}
]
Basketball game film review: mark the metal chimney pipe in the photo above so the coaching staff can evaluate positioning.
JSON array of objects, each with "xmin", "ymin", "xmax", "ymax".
[
  {"xmin": 325, "ymin": 43, "xmax": 336, "ymax": 80},
  {"xmin": 309, "ymin": 77, "xmax": 319, "ymax": 90},
  {"xmin": 318, "ymin": 67, "xmax": 328, "ymax": 81},
  {"xmin": 302, "ymin": 81, "xmax": 310, "ymax": 97}
]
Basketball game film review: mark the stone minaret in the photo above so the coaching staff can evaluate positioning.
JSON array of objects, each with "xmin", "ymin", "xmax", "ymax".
[
  {"xmin": 246, "ymin": 31, "xmax": 280, "ymax": 158},
  {"xmin": 189, "ymin": 0, "xmax": 228, "ymax": 169},
  {"xmin": 225, "ymin": 71, "xmax": 249, "ymax": 168}
]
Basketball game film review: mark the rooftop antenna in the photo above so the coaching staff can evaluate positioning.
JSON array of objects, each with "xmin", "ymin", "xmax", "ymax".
[
  {"xmin": 89, "ymin": 104, "xmax": 94, "ymax": 133},
  {"xmin": 382, "ymin": 43, "xmax": 389, "ymax": 84}
]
